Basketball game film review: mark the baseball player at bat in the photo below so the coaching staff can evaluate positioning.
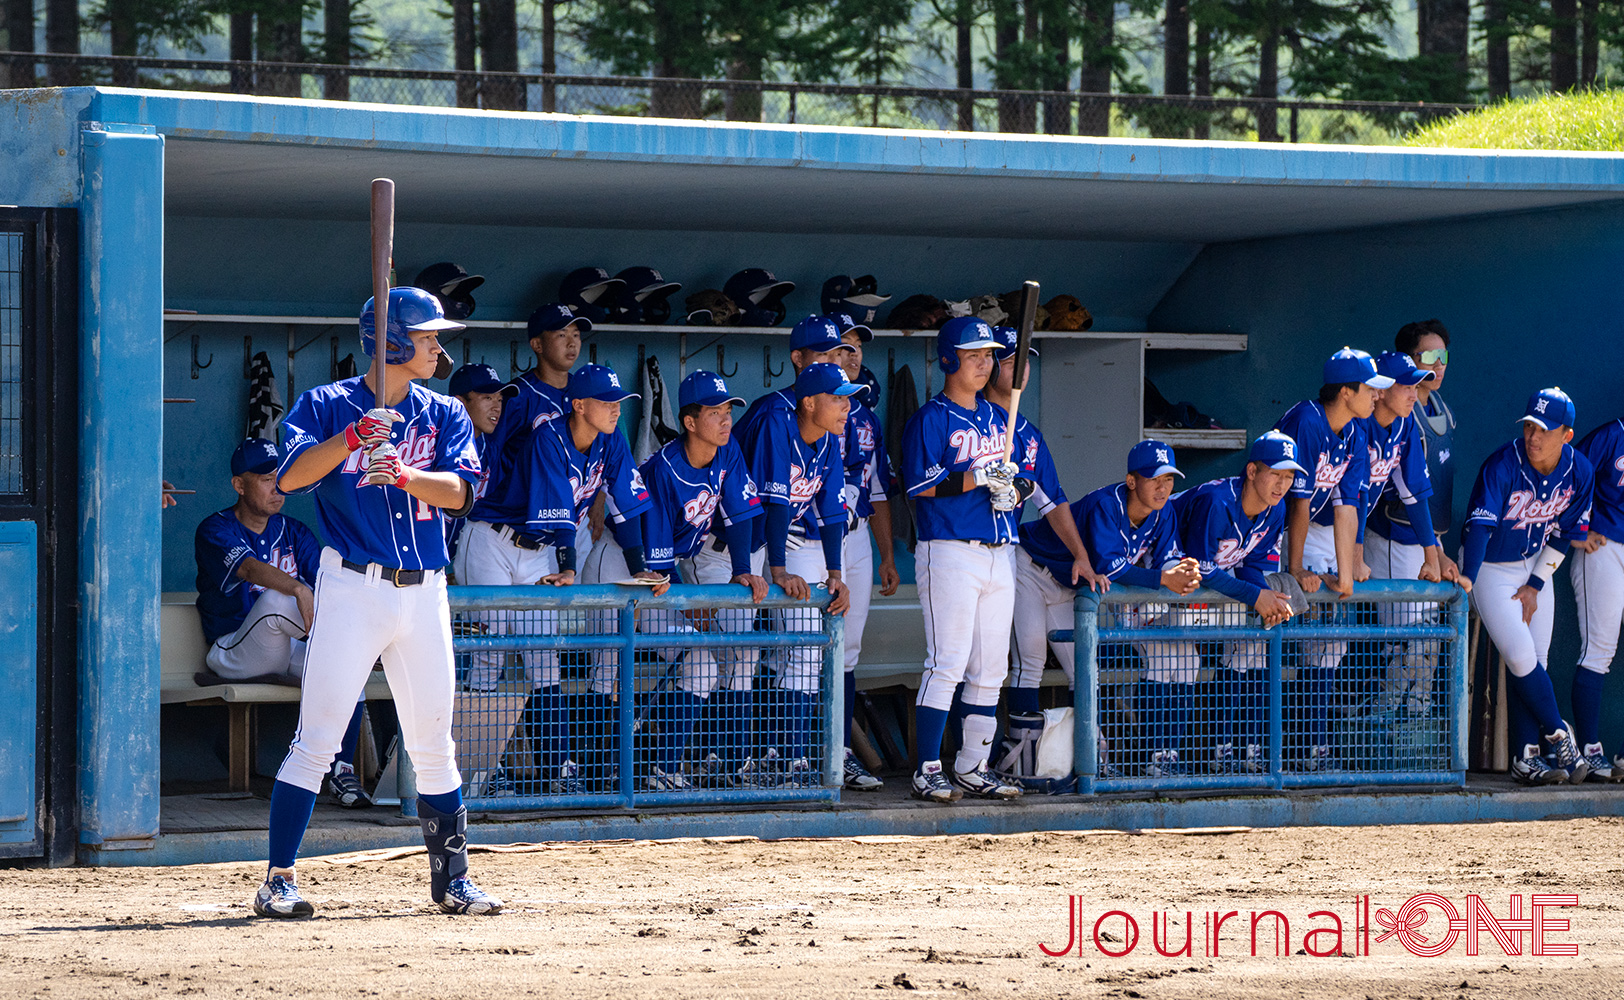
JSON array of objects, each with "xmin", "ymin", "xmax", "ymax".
[
  {"xmin": 1462, "ymin": 388, "xmax": 1593, "ymax": 785},
  {"xmin": 1569, "ymin": 414, "xmax": 1624, "ymax": 781},
  {"xmin": 1273, "ymin": 347, "xmax": 1388, "ymax": 772},
  {"xmin": 832, "ymin": 311, "xmax": 900, "ymax": 791},
  {"xmin": 1170, "ymin": 432, "xmax": 1303, "ymax": 774},
  {"xmin": 520, "ymin": 363, "xmax": 657, "ymax": 793},
  {"xmin": 901, "ymin": 317, "xmax": 1029, "ymax": 803},
  {"xmin": 254, "ymin": 285, "xmax": 501, "ymax": 918},
  {"xmin": 1359, "ymin": 351, "xmax": 1463, "ymax": 717},
  {"xmin": 636, "ymin": 370, "xmax": 767, "ymax": 789}
]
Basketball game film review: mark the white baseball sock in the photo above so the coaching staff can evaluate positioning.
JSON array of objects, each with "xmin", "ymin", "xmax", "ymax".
[{"xmin": 955, "ymin": 713, "xmax": 998, "ymax": 775}]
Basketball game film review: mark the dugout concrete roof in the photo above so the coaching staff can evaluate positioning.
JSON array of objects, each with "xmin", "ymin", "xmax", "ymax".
[{"xmin": 11, "ymin": 88, "xmax": 1624, "ymax": 243}]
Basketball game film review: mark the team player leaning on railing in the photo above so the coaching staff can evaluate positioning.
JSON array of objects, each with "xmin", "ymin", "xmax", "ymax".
[{"xmin": 234, "ymin": 275, "xmax": 1618, "ymax": 915}]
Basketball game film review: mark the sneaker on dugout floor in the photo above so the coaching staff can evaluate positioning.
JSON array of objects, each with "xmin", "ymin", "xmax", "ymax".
[
  {"xmin": 693, "ymin": 753, "xmax": 730, "ymax": 788},
  {"xmin": 479, "ymin": 767, "xmax": 518, "ymax": 797},
  {"xmin": 950, "ymin": 759, "xmax": 1021, "ymax": 799},
  {"xmin": 1545, "ymin": 725, "xmax": 1587, "ymax": 783},
  {"xmin": 328, "ymin": 761, "xmax": 372, "ymax": 809},
  {"xmin": 644, "ymin": 766, "xmax": 692, "ymax": 791},
  {"xmin": 1511, "ymin": 743, "xmax": 1568, "ymax": 785},
  {"xmin": 785, "ymin": 757, "xmax": 817, "ymax": 787},
  {"xmin": 843, "ymin": 749, "xmax": 884, "ymax": 791},
  {"xmin": 911, "ymin": 760, "xmax": 963, "ymax": 803},
  {"xmin": 737, "ymin": 749, "xmax": 782, "ymax": 789},
  {"xmin": 1300, "ymin": 745, "xmax": 1339, "ymax": 773},
  {"xmin": 1580, "ymin": 743, "xmax": 1614, "ymax": 782},
  {"xmin": 1144, "ymin": 749, "xmax": 1185, "ymax": 778},
  {"xmin": 549, "ymin": 759, "xmax": 586, "ymax": 795},
  {"xmin": 251, "ymin": 869, "xmax": 314, "ymax": 919},
  {"xmin": 438, "ymin": 876, "xmax": 504, "ymax": 916}
]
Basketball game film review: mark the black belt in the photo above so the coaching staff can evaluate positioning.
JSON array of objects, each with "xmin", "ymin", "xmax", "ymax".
[
  {"xmin": 341, "ymin": 558, "xmax": 434, "ymax": 587},
  {"xmin": 494, "ymin": 524, "xmax": 546, "ymax": 551}
]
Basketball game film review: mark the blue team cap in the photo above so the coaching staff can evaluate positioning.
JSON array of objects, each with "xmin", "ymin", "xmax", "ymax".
[
  {"xmin": 990, "ymin": 325, "xmax": 1040, "ymax": 362},
  {"xmin": 231, "ymin": 438, "xmax": 279, "ymax": 477},
  {"xmin": 680, "ymin": 369, "xmax": 745, "ymax": 409},
  {"xmin": 448, "ymin": 362, "xmax": 519, "ymax": 399},
  {"xmin": 795, "ymin": 362, "xmax": 864, "ymax": 401},
  {"xmin": 937, "ymin": 315, "xmax": 1001, "ymax": 355},
  {"xmin": 826, "ymin": 311, "xmax": 874, "ymax": 344},
  {"xmin": 528, "ymin": 302, "xmax": 592, "ymax": 337},
  {"xmin": 566, "ymin": 363, "xmax": 639, "ymax": 403},
  {"xmin": 789, "ymin": 315, "xmax": 854, "ymax": 353},
  {"xmin": 1322, "ymin": 347, "xmax": 1394, "ymax": 389},
  {"xmin": 1521, "ymin": 387, "xmax": 1576, "ymax": 431},
  {"xmin": 1373, "ymin": 350, "xmax": 1436, "ymax": 387},
  {"xmin": 1128, "ymin": 439, "xmax": 1183, "ymax": 479},
  {"xmin": 1249, "ymin": 430, "xmax": 1307, "ymax": 474}
]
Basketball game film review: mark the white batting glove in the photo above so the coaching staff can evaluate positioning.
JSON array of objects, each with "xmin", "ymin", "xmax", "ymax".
[
  {"xmin": 988, "ymin": 481, "xmax": 1020, "ymax": 512},
  {"xmin": 344, "ymin": 408, "xmax": 401, "ymax": 452},
  {"xmin": 972, "ymin": 462, "xmax": 1017, "ymax": 490},
  {"xmin": 362, "ymin": 443, "xmax": 410, "ymax": 488}
]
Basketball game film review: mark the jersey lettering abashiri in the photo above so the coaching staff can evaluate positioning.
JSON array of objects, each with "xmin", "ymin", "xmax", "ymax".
[
  {"xmin": 469, "ymin": 371, "xmax": 567, "ymax": 528},
  {"xmin": 1575, "ymin": 419, "xmax": 1624, "ymax": 544},
  {"xmin": 839, "ymin": 400, "xmax": 891, "ymax": 520},
  {"xmin": 1360, "ymin": 412, "xmax": 1435, "ymax": 547},
  {"xmin": 279, "ymin": 378, "xmax": 481, "ymax": 571},
  {"xmin": 1170, "ymin": 477, "xmax": 1285, "ymax": 606},
  {"xmin": 194, "ymin": 510, "xmax": 322, "ymax": 645},
  {"xmin": 523, "ymin": 419, "xmax": 652, "ymax": 543},
  {"xmin": 746, "ymin": 407, "xmax": 846, "ymax": 546},
  {"xmin": 902, "ymin": 394, "xmax": 1016, "ymax": 544},
  {"xmin": 1464, "ymin": 438, "xmax": 1593, "ymax": 562},
  {"xmin": 640, "ymin": 437, "xmax": 763, "ymax": 571},
  {"xmin": 989, "ymin": 402, "xmax": 1066, "ymax": 518},
  {"xmin": 1021, "ymin": 482, "xmax": 1182, "ymax": 590},
  {"xmin": 1274, "ymin": 400, "xmax": 1369, "ymax": 525}
]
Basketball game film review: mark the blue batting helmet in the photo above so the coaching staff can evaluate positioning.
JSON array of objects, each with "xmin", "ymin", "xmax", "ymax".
[
  {"xmin": 360, "ymin": 286, "xmax": 465, "ymax": 364},
  {"xmin": 936, "ymin": 316, "xmax": 1000, "ymax": 374}
]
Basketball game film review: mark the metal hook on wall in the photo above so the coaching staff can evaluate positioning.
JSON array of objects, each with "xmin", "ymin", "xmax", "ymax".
[
  {"xmin": 243, "ymin": 335, "xmax": 254, "ymax": 378},
  {"xmin": 191, "ymin": 334, "xmax": 213, "ymax": 379},
  {"xmin": 589, "ymin": 342, "xmax": 598, "ymax": 365},
  {"xmin": 511, "ymin": 340, "xmax": 534, "ymax": 376},
  {"xmin": 763, "ymin": 344, "xmax": 784, "ymax": 387},
  {"xmin": 716, "ymin": 344, "xmax": 738, "ymax": 378},
  {"xmin": 330, "ymin": 337, "xmax": 341, "ymax": 381}
]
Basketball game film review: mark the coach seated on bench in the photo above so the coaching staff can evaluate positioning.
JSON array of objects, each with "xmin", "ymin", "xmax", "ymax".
[{"xmin": 194, "ymin": 438, "xmax": 372, "ymax": 808}]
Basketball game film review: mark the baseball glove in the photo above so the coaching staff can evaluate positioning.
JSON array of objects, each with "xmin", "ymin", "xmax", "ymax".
[
  {"xmin": 684, "ymin": 289, "xmax": 739, "ymax": 327},
  {"xmin": 1000, "ymin": 289, "xmax": 1048, "ymax": 331},
  {"xmin": 968, "ymin": 293, "xmax": 1008, "ymax": 326},
  {"xmin": 1043, "ymin": 294, "xmax": 1093, "ymax": 332},
  {"xmin": 886, "ymin": 294, "xmax": 950, "ymax": 331}
]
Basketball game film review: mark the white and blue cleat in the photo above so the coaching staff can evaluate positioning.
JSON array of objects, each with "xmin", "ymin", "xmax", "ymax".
[
  {"xmin": 438, "ymin": 876, "xmax": 504, "ymax": 916},
  {"xmin": 251, "ymin": 869, "xmax": 314, "ymax": 919}
]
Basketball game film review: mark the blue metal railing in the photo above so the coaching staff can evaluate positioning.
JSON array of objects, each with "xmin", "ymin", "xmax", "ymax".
[
  {"xmin": 1059, "ymin": 581, "xmax": 1469, "ymax": 794},
  {"xmin": 445, "ymin": 584, "xmax": 843, "ymax": 812}
]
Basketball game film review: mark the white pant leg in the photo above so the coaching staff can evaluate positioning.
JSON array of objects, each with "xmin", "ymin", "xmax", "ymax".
[
  {"xmin": 842, "ymin": 519, "xmax": 874, "ymax": 672},
  {"xmin": 581, "ymin": 536, "xmax": 630, "ymax": 695},
  {"xmin": 963, "ymin": 545, "xmax": 1016, "ymax": 707},
  {"xmin": 775, "ymin": 542, "xmax": 831, "ymax": 694},
  {"xmin": 691, "ymin": 542, "xmax": 765, "ymax": 691},
  {"xmin": 1471, "ymin": 556, "xmax": 1550, "ymax": 678},
  {"xmin": 457, "ymin": 521, "xmax": 557, "ymax": 691},
  {"xmin": 1011, "ymin": 548, "xmax": 1073, "ymax": 688},
  {"xmin": 379, "ymin": 568, "xmax": 463, "ymax": 795},
  {"xmin": 1220, "ymin": 604, "xmax": 1266, "ymax": 673},
  {"xmin": 1572, "ymin": 541, "xmax": 1624, "ymax": 674},
  {"xmin": 206, "ymin": 588, "xmax": 308, "ymax": 681},
  {"xmin": 917, "ymin": 540, "xmax": 998, "ymax": 710},
  {"xmin": 1139, "ymin": 637, "xmax": 1202, "ymax": 684},
  {"xmin": 1365, "ymin": 530, "xmax": 1439, "ymax": 708},
  {"xmin": 1300, "ymin": 521, "xmax": 1348, "ymax": 671}
]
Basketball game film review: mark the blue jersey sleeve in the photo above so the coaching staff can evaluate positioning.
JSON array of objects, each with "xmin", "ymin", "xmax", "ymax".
[
  {"xmin": 1465, "ymin": 451, "xmax": 1513, "ymax": 530},
  {"xmin": 1337, "ymin": 421, "xmax": 1368, "ymax": 509},
  {"xmin": 719, "ymin": 441, "xmax": 764, "ymax": 525},
  {"xmin": 1275, "ymin": 406, "xmax": 1326, "ymax": 500},
  {"xmin": 603, "ymin": 431, "xmax": 653, "ymax": 524},
  {"xmin": 1556, "ymin": 450, "xmax": 1594, "ymax": 542},
  {"xmin": 868, "ymin": 429, "xmax": 892, "ymax": 503},
  {"xmin": 433, "ymin": 399, "xmax": 483, "ymax": 486},
  {"xmin": 1575, "ymin": 423, "xmax": 1624, "ymax": 541},
  {"xmin": 277, "ymin": 390, "xmax": 338, "ymax": 497},
  {"xmin": 1081, "ymin": 495, "xmax": 1135, "ymax": 582},
  {"xmin": 641, "ymin": 462, "xmax": 680, "ymax": 573},
  {"xmin": 751, "ymin": 411, "xmax": 799, "ymax": 508},
  {"xmin": 195, "ymin": 513, "xmax": 251, "ymax": 597},
  {"xmin": 902, "ymin": 405, "xmax": 949, "ymax": 497},
  {"xmin": 523, "ymin": 423, "xmax": 581, "ymax": 538},
  {"xmin": 1237, "ymin": 518, "xmax": 1283, "ymax": 591},
  {"xmin": 815, "ymin": 445, "xmax": 846, "ymax": 528}
]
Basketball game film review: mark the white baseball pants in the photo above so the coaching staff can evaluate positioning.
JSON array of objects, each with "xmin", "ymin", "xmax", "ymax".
[
  {"xmin": 1364, "ymin": 529, "xmax": 1442, "ymax": 710},
  {"xmin": 276, "ymin": 547, "xmax": 461, "ymax": 796},
  {"xmin": 1572, "ymin": 539, "xmax": 1624, "ymax": 674},
  {"xmin": 1300, "ymin": 521, "xmax": 1349, "ymax": 671},
  {"xmin": 1471, "ymin": 555, "xmax": 1552, "ymax": 679},
  {"xmin": 206, "ymin": 588, "xmax": 308, "ymax": 682},
  {"xmin": 454, "ymin": 519, "xmax": 561, "ymax": 691},
  {"xmin": 916, "ymin": 539, "xmax": 1015, "ymax": 710},
  {"xmin": 843, "ymin": 518, "xmax": 873, "ymax": 672},
  {"xmin": 686, "ymin": 542, "xmax": 768, "ymax": 692},
  {"xmin": 581, "ymin": 537, "xmax": 721, "ymax": 697}
]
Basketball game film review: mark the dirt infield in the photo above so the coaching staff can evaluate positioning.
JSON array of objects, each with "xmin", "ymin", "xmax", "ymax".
[{"xmin": 2, "ymin": 818, "xmax": 1620, "ymax": 999}]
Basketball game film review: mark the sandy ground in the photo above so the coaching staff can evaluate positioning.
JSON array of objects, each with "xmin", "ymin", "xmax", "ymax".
[{"xmin": 2, "ymin": 818, "xmax": 1621, "ymax": 999}]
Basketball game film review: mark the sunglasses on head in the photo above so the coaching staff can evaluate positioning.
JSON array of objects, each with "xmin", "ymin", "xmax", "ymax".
[{"xmin": 1414, "ymin": 348, "xmax": 1448, "ymax": 365}]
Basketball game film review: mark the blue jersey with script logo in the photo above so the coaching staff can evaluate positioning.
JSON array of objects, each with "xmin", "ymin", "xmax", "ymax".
[
  {"xmin": 1464, "ymin": 438, "xmax": 1593, "ymax": 563},
  {"xmin": 194, "ymin": 510, "xmax": 322, "ymax": 645},
  {"xmin": 1274, "ymin": 400, "xmax": 1368, "ymax": 526},
  {"xmin": 1170, "ymin": 477, "xmax": 1285, "ymax": 607},
  {"xmin": 640, "ymin": 437, "xmax": 762, "ymax": 571},
  {"xmin": 1021, "ymin": 483, "xmax": 1183, "ymax": 591},
  {"xmin": 839, "ymin": 399, "xmax": 891, "ymax": 520},
  {"xmin": 903, "ymin": 394, "xmax": 1015, "ymax": 544},
  {"xmin": 279, "ymin": 378, "xmax": 480, "ymax": 570},
  {"xmin": 990, "ymin": 403, "xmax": 1065, "ymax": 519},
  {"xmin": 733, "ymin": 387, "xmax": 794, "ymax": 456},
  {"xmin": 1575, "ymin": 420, "xmax": 1624, "ymax": 544},
  {"xmin": 745, "ymin": 407, "xmax": 845, "ymax": 544},
  {"xmin": 1360, "ymin": 413, "xmax": 1436, "ymax": 548},
  {"xmin": 523, "ymin": 420, "xmax": 652, "ymax": 543},
  {"xmin": 469, "ymin": 371, "xmax": 567, "ymax": 528}
]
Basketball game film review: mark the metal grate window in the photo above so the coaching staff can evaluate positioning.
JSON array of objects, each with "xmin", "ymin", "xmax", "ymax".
[{"xmin": 0, "ymin": 231, "xmax": 23, "ymax": 495}]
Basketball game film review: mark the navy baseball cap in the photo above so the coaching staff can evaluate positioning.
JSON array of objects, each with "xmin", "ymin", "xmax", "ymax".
[
  {"xmin": 231, "ymin": 438, "xmax": 279, "ymax": 476},
  {"xmin": 826, "ymin": 311, "xmax": 873, "ymax": 344},
  {"xmin": 1521, "ymin": 387, "xmax": 1576, "ymax": 430},
  {"xmin": 528, "ymin": 302, "xmax": 592, "ymax": 337},
  {"xmin": 680, "ymin": 369, "xmax": 745, "ymax": 409},
  {"xmin": 938, "ymin": 316, "xmax": 1001, "ymax": 354},
  {"xmin": 448, "ymin": 363, "xmax": 519, "ymax": 399},
  {"xmin": 990, "ymin": 325, "xmax": 1040, "ymax": 362},
  {"xmin": 1249, "ymin": 431, "xmax": 1307, "ymax": 473},
  {"xmin": 795, "ymin": 362, "xmax": 864, "ymax": 401},
  {"xmin": 1128, "ymin": 439, "xmax": 1183, "ymax": 479},
  {"xmin": 1322, "ymin": 347, "xmax": 1394, "ymax": 389},
  {"xmin": 1374, "ymin": 350, "xmax": 1436, "ymax": 387},
  {"xmin": 789, "ymin": 315, "xmax": 854, "ymax": 353},
  {"xmin": 566, "ymin": 363, "xmax": 639, "ymax": 403}
]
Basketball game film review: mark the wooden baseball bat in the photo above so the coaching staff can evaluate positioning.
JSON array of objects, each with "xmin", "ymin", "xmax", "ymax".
[
  {"xmin": 1001, "ymin": 279, "xmax": 1040, "ymax": 463},
  {"xmin": 370, "ymin": 178, "xmax": 395, "ymax": 408}
]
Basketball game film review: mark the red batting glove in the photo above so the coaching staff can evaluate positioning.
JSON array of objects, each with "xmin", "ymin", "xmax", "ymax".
[
  {"xmin": 362, "ymin": 443, "xmax": 410, "ymax": 488},
  {"xmin": 344, "ymin": 408, "xmax": 400, "ymax": 452}
]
